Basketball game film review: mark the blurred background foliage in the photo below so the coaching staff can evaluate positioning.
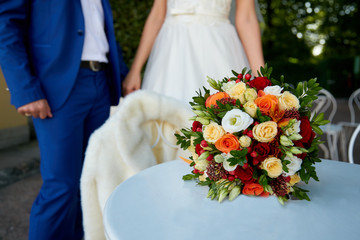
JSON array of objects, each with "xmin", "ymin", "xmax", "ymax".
[{"xmin": 110, "ymin": 0, "xmax": 359, "ymax": 97}]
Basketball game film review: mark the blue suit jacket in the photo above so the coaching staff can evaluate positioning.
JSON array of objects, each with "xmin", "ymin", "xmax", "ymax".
[{"xmin": 0, "ymin": 0, "xmax": 127, "ymax": 109}]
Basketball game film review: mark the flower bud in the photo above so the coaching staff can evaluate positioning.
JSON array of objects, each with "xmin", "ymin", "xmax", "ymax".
[
  {"xmin": 193, "ymin": 110, "xmax": 206, "ymax": 117},
  {"xmin": 214, "ymin": 154, "xmax": 224, "ymax": 163},
  {"xmin": 229, "ymin": 186, "xmax": 241, "ymax": 201},
  {"xmin": 192, "ymin": 105, "xmax": 203, "ymax": 110},
  {"xmin": 290, "ymin": 147, "xmax": 303, "ymax": 155},
  {"xmin": 280, "ymin": 135, "xmax": 294, "ymax": 146},
  {"xmin": 288, "ymin": 133, "xmax": 303, "ymax": 141},
  {"xmin": 218, "ymin": 188, "xmax": 229, "ymax": 203},
  {"xmin": 197, "ymin": 151, "xmax": 210, "ymax": 160},
  {"xmin": 285, "ymin": 151, "xmax": 294, "ymax": 158},
  {"xmin": 196, "ymin": 117, "xmax": 210, "ymax": 125}
]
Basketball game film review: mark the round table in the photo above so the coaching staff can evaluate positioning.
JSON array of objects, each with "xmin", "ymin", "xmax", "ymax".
[{"xmin": 103, "ymin": 160, "xmax": 360, "ymax": 240}]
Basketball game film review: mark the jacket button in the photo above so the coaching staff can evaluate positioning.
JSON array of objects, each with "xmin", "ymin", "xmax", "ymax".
[{"xmin": 77, "ymin": 29, "xmax": 84, "ymax": 36}]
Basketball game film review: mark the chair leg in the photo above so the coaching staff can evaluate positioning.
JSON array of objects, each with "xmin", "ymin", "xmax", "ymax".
[
  {"xmin": 319, "ymin": 143, "xmax": 330, "ymax": 160},
  {"xmin": 348, "ymin": 125, "xmax": 360, "ymax": 164}
]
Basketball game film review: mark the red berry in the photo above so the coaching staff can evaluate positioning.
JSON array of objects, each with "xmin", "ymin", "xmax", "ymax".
[
  {"xmin": 206, "ymin": 154, "xmax": 214, "ymax": 161},
  {"xmin": 284, "ymin": 176, "xmax": 291, "ymax": 182},
  {"xmin": 245, "ymin": 73, "xmax": 251, "ymax": 81},
  {"xmin": 246, "ymin": 130, "xmax": 253, "ymax": 138},
  {"xmin": 250, "ymin": 151, "xmax": 258, "ymax": 158},
  {"xmin": 228, "ymin": 78, "xmax": 231, "ymax": 82},
  {"xmin": 228, "ymin": 176, "xmax": 235, "ymax": 181},
  {"xmin": 196, "ymin": 127, "xmax": 203, "ymax": 132},
  {"xmin": 247, "ymin": 147, "xmax": 252, "ymax": 153},
  {"xmin": 243, "ymin": 163, "xmax": 249, "ymax": 168},
  {"xmin": 237, "ymin": 74, "xmax": 243, "ymax": 79},
  {"xmin": 201, "ymin": 140, "xmax": 208, "ymax": 147},
  {"xmin": 236, "ymin": 79, "xmax": 241, "ymax": 83},
  {"xmin": 243, "ymin": 129, "xmax": 248, "ymax": 134},
  {"xmin": 199, "ymin": 149, "xmax": 205, "ymax": 155},
  {"xmin": 254, "ymin": 121, "xmax": 259, "ymax": 126},
  {"xmin": 193, "ymin": 169, "xmax": 199, "ymax": 174}
]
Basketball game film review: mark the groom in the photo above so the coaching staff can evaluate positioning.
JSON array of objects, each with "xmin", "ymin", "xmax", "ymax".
[{"xmin": 0, "ymin": 0, "xmax": 127, "ymax": 239}]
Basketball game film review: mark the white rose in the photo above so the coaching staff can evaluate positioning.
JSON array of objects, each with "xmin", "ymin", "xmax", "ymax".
[
  {"xmin": 222, "ymin": 154, "xmax": 237, "ymax": 171},
  {"xmin": 264, "ymin": 85, "xmax": 283, "ymax": 96},
  {"xmin": 222, "ymin": 109, "xmax": 254, "ymax": 133},
  {"xmin": 283, "ymin": 156, "xmax": 302, "ymax": 176},
  {"xmin": 222, "ymin": 81, "xmax": 236, "ymax": 92}
]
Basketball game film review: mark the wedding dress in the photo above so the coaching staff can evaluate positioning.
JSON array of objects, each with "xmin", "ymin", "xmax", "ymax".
[{"xmin": 142, "ymin": 0, "xmax": 250, "ymax": 104}]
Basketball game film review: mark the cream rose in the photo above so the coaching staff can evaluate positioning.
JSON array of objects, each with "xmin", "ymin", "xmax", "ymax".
[
  {"xmin": 278, "ymin": 91, "xmax": 300, "ymax": 110},
  {"xmin": 225, "ymin": 81, "xmax": 247, "ymax": 104},
  {"xmin": 283, "ymin": 156, "xmax": 302, "ymax": 176},
  {"xmin": 203, "ymin": 121, "xmax": 225, "ymax": 144},
  {"xmin": 221, "ymin": 109, "xmax": 253, "ymax": 133},
  {"xmin": 243, "ymin": 100, "xmax": 258, "ymax": 118},
  {"xmin": 239, "ymin": 135, "xmax": 252, "ymax": 148},
  {"xmin": 244, "ymin": 88, "xmax": 258, "ymax": 102},
  {"xmin": 252, "ymin": 121, "xmax": 278, "ymax": 143},
  {"xmin": 261, "ymin": 157, "xmax": 283, "ymax": 178},
  {"xmin": 264, "ymin": 85, "xmax": 283, "ymax": 96},
  {"xmin": 289, "ymin": 174, "xmax": 301, "ymax": 186}
]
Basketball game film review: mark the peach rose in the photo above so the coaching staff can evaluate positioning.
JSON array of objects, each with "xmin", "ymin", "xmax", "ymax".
[
  {"xmin": 205, "ymin": 92, "xmax": 230, "ymax": 108},
  {"xmin": 261, "ymin": 157, "xmax": 283, "ymax": 178},
  {"xmin": 203, "ymin": 122, "xmax": 226, "ymax": 144},
  {"xmin": 242, "ymin": 183, "xmax": 269, "ymax": 197},
  {"xmin": 243, "ymin": 100, "xmax": 258, "ymax": 118},
  {"xmin": 278, "ymin": 91, "xmax": 300, "ymax": 111},
  {"xmin": 215, "ymin": 133, "xmax": 240, "ymax": 153},
  {"xmin": 252, "ymin": 121, "xmax": 278, "ymax": 143},
  {"xmin": 289, "ymin": 174, "xmax": 301, "ymax": 186},
  {"xmin": 225, "ymin": 81, "xmax": 247, "ymax": 104},
  {"xmin": 254, "ymin": 94, "xmax": 278, "ymax": 115}
]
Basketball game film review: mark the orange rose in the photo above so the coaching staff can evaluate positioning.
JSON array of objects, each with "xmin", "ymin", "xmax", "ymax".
[
  {"xmin": 242, "ymin": 183, "xmax": 269, "ymax": 197},
  {"xmin": 269, "ymin": 107, "xmax": 285, "ymax": 122},
  {"xmin": 205, "ymin": 92, "xmax": 230, "ymax": 108},
  {"xmin": 254, "ymin": 94, "xmax": 278, "ymax": 115},
  {"xmin": 215, "ymin": 133, "xmax": 240, "ymax": 153}
]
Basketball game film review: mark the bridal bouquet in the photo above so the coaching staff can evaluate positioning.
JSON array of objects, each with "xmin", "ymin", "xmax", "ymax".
[{"xmin": 175, "ymin": 65, "xmax": 328, "ymax": 204}]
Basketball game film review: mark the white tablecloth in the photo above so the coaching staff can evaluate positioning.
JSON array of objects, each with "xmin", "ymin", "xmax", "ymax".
[{"xmin": 103, "ymin": 160, "xmax": 360, "ymax": 240}]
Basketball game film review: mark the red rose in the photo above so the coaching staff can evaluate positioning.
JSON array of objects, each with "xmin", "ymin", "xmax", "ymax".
[
  {"xmin": 297, "ymin": 116, "xmax": 315, "ymax": 147},
  {"xmin": 252, "ymin": 143, "xmax": 271, "ymax": 162},
  {"xmin": 192, "ymin": 121, "xmax": 202, "ymax": 132},
  {"xmin": 248, "ymin": 77, "xmax": 272, "ymax": 91},
  {"xmin": 234, "ymin": 166, "xmax": 253, "ymax": 183}
]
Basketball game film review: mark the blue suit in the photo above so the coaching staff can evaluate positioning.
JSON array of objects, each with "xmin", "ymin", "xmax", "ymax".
[{"xmin": 0, "ymin": 0, "xmax": 127, "ymax": 239}]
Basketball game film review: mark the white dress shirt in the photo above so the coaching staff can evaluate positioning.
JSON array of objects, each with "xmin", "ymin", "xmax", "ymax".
[{"xmin": 80, "ymin": 0, "xmax": 109, "ymax": 63}]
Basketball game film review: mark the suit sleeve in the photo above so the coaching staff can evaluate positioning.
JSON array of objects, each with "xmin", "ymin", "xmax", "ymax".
[{"xmin": 0, "ymin": 0, "xmax": 46, "ymax": 108}]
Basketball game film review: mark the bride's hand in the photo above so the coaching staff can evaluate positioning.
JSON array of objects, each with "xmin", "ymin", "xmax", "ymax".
[{"xmin": 122, "ymin": 71, "xmax": 141, "ymax": 96}]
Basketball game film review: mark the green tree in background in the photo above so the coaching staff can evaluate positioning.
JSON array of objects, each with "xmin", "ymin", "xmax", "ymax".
[{"xmin": 110, "ymin": 0, "xmax": 359, "ymax": 97}]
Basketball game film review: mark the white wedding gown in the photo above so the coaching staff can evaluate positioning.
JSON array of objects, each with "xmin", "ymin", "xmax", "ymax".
[{"xmin": 142, "ymin": 0, "xmax": 250, "ymax": 104}]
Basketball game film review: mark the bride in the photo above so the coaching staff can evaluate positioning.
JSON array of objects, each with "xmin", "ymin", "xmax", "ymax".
[{"xmin": 122, "ymin": 0, "xmax": 265, "ymax": 104}]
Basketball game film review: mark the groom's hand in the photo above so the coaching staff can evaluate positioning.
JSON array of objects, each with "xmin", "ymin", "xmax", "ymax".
[{"xmin": 18, "ymin": 99, "xmax": 53, "ymax": 119}]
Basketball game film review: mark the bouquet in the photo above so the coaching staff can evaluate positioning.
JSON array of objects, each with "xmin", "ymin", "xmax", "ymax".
[{"xmin": 175, "ymin": 65, "xmax": 328, "ymax": 204}]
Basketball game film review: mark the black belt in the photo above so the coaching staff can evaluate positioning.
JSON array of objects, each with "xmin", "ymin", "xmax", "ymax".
[{"xmin": 80, "ymin": 61, "xmax": 107, "ymax": 72}]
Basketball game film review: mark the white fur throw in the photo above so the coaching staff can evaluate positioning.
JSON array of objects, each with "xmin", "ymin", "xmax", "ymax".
[{"xmin": 80, "ymin": 90, "xmax": 192, "ymax": 240}]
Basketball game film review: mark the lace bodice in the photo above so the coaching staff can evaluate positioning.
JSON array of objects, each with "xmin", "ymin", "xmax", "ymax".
[{"xmin": 166, "ymin": 0, "xmax": 232, "ymax": 21}]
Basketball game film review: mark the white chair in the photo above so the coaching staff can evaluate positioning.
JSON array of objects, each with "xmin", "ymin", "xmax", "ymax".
[
  {"xmin": 311, "ymin": 89, "xmax": 342, "ymax": 160},
  {"xmin": 348, "ymin": 124, "xmax": 360, "ymax": 164},
  {"xmin": 339, "ymin": 88, "xmax": 360, "ymax": 163},
  {"xmin": 80, "ymin": 90, "xmax": 192, "ymax": 240}
]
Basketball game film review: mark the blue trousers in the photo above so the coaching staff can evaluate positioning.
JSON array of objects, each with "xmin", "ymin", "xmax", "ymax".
[{"xmin": 29, "ymin": 68, "xmax": 111, "ymax": 240}]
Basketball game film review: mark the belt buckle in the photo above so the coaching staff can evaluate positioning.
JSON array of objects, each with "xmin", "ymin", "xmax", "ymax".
[{"xmin": 89, "ymin": 61, "xmax": 101, "ymax": 72}]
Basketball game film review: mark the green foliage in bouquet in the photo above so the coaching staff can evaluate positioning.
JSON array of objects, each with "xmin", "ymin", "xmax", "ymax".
[{"xmin": 176, "ymin": 64, "xmax": 329, "ymax": 204}]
